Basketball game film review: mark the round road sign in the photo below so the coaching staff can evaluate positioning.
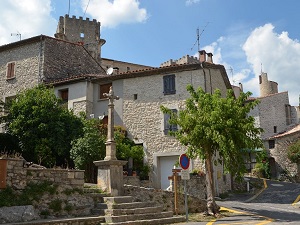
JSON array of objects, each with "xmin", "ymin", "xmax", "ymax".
[{"xmin": 179, "ymin": 154, "xmax": 190, "ymax": 170}]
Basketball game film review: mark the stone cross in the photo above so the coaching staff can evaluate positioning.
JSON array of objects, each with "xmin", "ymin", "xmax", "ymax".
[{"xmin": 103, "ymin": 86, "xmax": 119, "ymax": 160}]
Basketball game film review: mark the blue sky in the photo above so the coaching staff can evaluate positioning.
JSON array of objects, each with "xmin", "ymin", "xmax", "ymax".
[{"xmin": 1, "ymin": 0, "xmax": 300, "ymax": 105}]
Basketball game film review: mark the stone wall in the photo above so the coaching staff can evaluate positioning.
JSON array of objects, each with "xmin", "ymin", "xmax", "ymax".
[
  {"xmin": 124, "ymin": 184, "xmax": 207, "ymax": 214},
  {"xmin": 2, "ymin": 158, "xmax": 84, "ymax": 190}
]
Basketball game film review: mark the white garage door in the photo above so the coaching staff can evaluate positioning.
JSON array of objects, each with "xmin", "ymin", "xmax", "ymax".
[{"xmin": 159, "ymin": 155, "xmax": 180, "ymax": 190}]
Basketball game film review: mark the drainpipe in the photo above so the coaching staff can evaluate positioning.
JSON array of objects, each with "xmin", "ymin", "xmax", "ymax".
[
  {"xmin": 38, "ymin": 36, "xmax": 43, "ymax": 83},
  {"xmin": 201, "ymin": 62, "xmax": 207, "ymax": 92}
]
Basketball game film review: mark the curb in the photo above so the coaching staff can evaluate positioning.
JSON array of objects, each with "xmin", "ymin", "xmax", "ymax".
[
  {"xmin": 292, "ymin": 195, "xmax": 300, "ymax": 206},
  {"xmin": 245, "ymin": 178, "xmax": 267, "ymax": 203}
]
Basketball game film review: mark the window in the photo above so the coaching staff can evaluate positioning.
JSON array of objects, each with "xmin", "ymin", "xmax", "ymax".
[
  {"xmin": 80, "ymin": 32, "xmax": 84, "ymax": 38},
  {"xmin": 273, "ymin": 126, "xmax": 277, "ymax": 133},
  {"xmin": 6, "ymin": 62, "xmax": 15, "ymax": 79},
  {"xmin": 102, "ymin": 115, "xmax": 108, "ymax": 126},
  {"xmin": 133, "ymin": 94, "xmax": 138, "ymax": 100},
  {"xmin": 99, "ymin": 83, "xmax": 112, "ymax": 99},
  {"xmin": 59, "ymin": 89, "xmax": 68, "ymax": 103},
  {"xmin": 269, "ymin": 140, "xmax": 275, "ymax": 149},
  {"xmin": 163, "ymin": 109, "xmax": 178, "ymax": 135},
  {"xmin": 163, "ymin": 74, "xmax": 176, "ymax": 95}
]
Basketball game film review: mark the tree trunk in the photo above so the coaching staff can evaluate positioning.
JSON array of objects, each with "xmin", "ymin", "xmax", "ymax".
[{"xmin": 205, "ymin": 152, "xmax": 220, "ymax": 215}]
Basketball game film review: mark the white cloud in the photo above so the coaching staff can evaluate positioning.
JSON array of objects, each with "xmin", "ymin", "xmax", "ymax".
[
  {"xmin": 81, "ymin": 0, "xmax": 148, "ymax": 28},
  {"xmin": 0, "ymin": 0, "xmax": 57, "ymax": 45},
  {"xmin": 243, "ymin": 23, "xmax": 300, "ymax": 105},
  {"xmin": 186, "ymin": 0, "xmax": 200, "ymax": 6}
]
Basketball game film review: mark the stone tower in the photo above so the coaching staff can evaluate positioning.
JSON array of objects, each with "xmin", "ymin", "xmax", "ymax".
[
  {"xmin": 259, "ymin": 72, "xmax": 278, "ymax": 97},
  {"xmin": 54, "ymin": 14, "xmax": 106, "ymax": 60}
]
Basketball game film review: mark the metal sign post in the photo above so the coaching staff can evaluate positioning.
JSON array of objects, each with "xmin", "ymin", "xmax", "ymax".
[{"xmin": 179, "ymin": 154, "xmax": 190, "ymax": 222}]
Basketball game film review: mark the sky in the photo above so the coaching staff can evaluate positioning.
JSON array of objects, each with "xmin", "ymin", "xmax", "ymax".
[{"xmin": 1, "ymin": 0, "xmax": 300, "ymax": 105}]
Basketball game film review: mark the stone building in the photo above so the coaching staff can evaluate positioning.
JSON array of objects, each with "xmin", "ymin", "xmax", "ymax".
[
  {"xmin": 0, "ymin": 35, "xmax": 106, "ymax": 132},
  {"xmin": 54, "ymin": 14, "xmax": 152, "ymax": 73},
  {"xmin": 243, "ymin": 72, "xmax": 300, "ymax": 179},
  {"xmin": 48, "ymin": 54, "xmax": 232, "ymax": 193},
  {"xmin": 0, "ymin": 15, "xmax": 233, "ymax": 193}
]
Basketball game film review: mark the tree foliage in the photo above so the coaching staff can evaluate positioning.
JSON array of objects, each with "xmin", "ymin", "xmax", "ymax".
[
  {"xmin": 7, "ymin": 85, "xmax": 83, "ymax": 167},
  {"xmin": 70, "ymin": 117, "xmax": 106, "ymax": 182},
  {"xmin": 287, "ymin": 139, "xmax": 300, "ymax": 164},
  {"xmin": 70, "ymin": 121, "xmax": 146, "ymax": 182},
  {"xmin": 161, "ymin": 85, "xmax": 263, "ymax": 215}
]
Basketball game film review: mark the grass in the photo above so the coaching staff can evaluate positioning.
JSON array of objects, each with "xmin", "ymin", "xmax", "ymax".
[{"xmin": 0, "ymin": 181, "xmax": 58, "ymax": 207}]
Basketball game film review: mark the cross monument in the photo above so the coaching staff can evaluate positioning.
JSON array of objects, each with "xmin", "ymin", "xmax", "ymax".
[{"xmin": 94, "ymin": 86, "xmax": 127, "ymax": 196}]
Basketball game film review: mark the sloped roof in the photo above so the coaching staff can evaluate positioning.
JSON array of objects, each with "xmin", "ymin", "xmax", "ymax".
[
  {"xmin": 47, "ymin": 62, "xmax": 231, "ymax": 89},
  {"xmin": 270, "ymin": 124, "xmax": 300, "ymax": 139}
]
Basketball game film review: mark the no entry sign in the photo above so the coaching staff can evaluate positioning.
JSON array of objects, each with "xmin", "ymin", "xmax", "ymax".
[{"xmin": 179, "ymin": 154, "xmax": 190, "ymax": 170}]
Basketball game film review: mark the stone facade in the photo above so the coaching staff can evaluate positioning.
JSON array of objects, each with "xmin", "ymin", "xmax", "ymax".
[
  {"xmin": 55, "ymin": 15, "xmax": 105, "ymax": 60},
  {"xmin": 0, "ymin": 41, "xmax": 40, "ymax": 99},
  {"xmin": 248, "ymin": 92, "xmax": 291, "ymax": 140},
  {"xmin": 119, "ymin": 63, "xmax": 230, "ymax": 188}
]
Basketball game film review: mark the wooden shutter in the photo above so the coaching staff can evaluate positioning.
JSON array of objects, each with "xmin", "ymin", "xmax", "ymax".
[
  {"xmin": 163, "ymin": 75, "xmax": 175, "ymax": 95},
  {"xmin": 6, "ymin": 62, "xmax": 15, "ymax": 79},
  {"xmin": 164, "ymin": 113, "xmax": 170, "ymax": 135},
  {"xmin": 164, "ymin": 109, "xmax": 178, "ymax": 134},
  {"xmin": 170, "ymin": 109, "xmax": 178, "ymax": 131}
]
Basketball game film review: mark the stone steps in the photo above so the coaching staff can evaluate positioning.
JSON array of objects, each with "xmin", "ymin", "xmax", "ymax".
[
  {"xmin": 105, "ymin": 206, "xmax": 163, "ymax": 216},
  {"xmin": 104, "ymin": 216, "xmax": 186, "ymax": 225},
  {"xmin": 95, "ymin": 196, "xmax": 185, "ymax": 225}
]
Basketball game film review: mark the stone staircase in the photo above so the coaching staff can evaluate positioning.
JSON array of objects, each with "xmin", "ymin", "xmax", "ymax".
[{"xmin": 94, "ymin": 196, "xmax": 186, "ymax": 225}]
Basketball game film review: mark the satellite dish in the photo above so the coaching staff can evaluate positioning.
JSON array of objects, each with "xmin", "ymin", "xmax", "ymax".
[
  {"xmin": 106, "ymin": 67, "xmax": 114, "ymax": 75},
  {"xmin": 98, "ymin": 115, "xmax": 105, "ymax": 120}
]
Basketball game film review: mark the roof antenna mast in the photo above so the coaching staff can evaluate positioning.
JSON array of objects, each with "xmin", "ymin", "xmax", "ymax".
[
  {"xmin": 68, "ymin": 0, "xmax": 70, "ymax": 15},
  {"xmin": 191, "ymin": 22, "xmax": 209, "ymax": 57}
]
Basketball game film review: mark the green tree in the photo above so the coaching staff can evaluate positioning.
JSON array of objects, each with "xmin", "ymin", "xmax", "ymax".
[
  {"xmin": 7, "ymin": 85, "xmax": 83, "ymax": 167},
  {"xmin": 70, "ymin": 117, "xmax": 106, "ymax": 183},
  {"xmin": 161, "ymin": 85, "xmax": 263, "ymax": 215},
  {"xmin": 287, "ymin": 139, "xmax": 300, "ymax": 164}
]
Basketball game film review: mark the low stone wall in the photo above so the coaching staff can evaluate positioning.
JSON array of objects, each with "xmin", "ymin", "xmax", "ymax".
[
  {"xmin": 2, "ymin": 158, "xmax": 84, "ymax": 190},
  {"xmin": 124, "ymin": 184, "xmax": 207, "ymax": 214}
]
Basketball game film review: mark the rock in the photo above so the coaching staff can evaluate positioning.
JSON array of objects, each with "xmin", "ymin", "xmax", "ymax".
[{"xmin": 0, "ymin": 205, "xmax": 39, "ymax": 223}]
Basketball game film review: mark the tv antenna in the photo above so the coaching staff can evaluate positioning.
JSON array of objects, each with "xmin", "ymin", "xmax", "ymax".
[
  {"xmin": 191, "ymin": 22, "xmax": 209, "ymax": 52},
  {"xmin": 11, "ymin": 31, "xmax": 21, "ymax": 41},
  {"xmin": 68, "ymin": 0, "xmax": 70, "ymax": 15},
  {"xmin": 227, "ymin": 67, "xmax": 235, "ymax": 85}
]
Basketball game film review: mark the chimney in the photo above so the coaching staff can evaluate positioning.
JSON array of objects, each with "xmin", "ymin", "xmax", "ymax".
[
  {"xmin": 207, "ymin": 52, "xmax": 213, "ymax": 63},
  {"xmin": 239, "ymin": 83, "xmax": 243, "ymax": 92},
  {"xmin": 199, "ymin": 50, "xmax": 206, "ymax": 63},
  {"xmin": 113, "ymin": 67, "xmax": 119, "ymax": 74}
]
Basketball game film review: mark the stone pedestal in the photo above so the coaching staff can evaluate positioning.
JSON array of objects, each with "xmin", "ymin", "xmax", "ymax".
[{"xmin": 94, "ymin": 160, "xmax": 127, "ymax": 196}]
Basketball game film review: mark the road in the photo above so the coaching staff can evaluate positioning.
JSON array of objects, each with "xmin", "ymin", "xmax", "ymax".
[{"xmin": 176, "ymin": 179, "xmax": 300, "ymax": 225}]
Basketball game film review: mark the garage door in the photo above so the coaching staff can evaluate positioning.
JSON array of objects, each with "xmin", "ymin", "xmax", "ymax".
[{"xmin": 159, "ymin": 155, "xmax": 180, "ymax": 190}]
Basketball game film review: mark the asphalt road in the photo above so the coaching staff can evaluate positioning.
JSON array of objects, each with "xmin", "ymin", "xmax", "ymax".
[{"xmin": 174, "ymin": 179, "xmax": 300, "ymax": 225}]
